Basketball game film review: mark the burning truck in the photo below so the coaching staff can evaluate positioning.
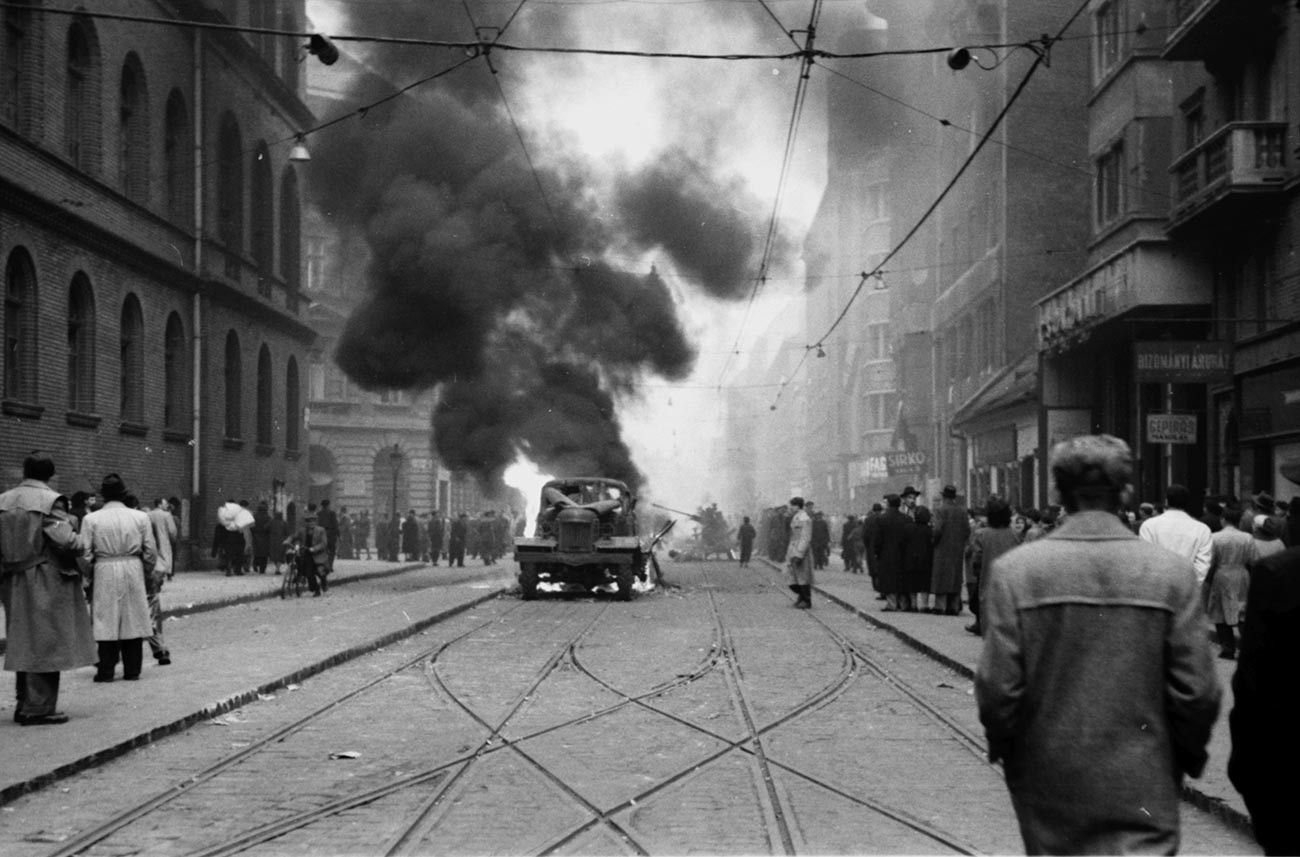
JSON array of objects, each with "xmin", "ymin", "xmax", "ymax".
[{"xmin": 513, "ymin": 477, "xmax": 667, "ymax": 600}]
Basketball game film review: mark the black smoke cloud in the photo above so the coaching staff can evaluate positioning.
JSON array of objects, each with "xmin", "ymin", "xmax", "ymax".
[{"xmin": 311, "ymin": 5, "xmax": 790, "ymax": 494}]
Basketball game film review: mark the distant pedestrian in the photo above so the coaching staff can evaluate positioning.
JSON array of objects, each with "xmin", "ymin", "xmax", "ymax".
[
  {"xmin": 871, "ymin": 494, "xmax": 910, "ymax": 611},
  {"xmin": 930, "ymin": 485, "xmax": 969, "ymax": 615},
  {"xmin": 1139, "ymin": 484, "xmax": 1212, "ymax": 585},
  {"xmin": 1205, "ymin": 507, "xmax": 1255, "ymax": 661},
  {"xmin": 862, "ymin": 503, "xmax": 883, "ymax": 593},
  {"xmin": 903, "ymin": 506, "xmax": 934, "ymax": 612},
  {"xmin": 338, "ymin": 509, "xmax": 354, "ymax": 560},
  {"xmin": 785, "ymin": 497, "xmax": 812, "ymax": 608},
  {"xmin": 144, "ymin": 498, "xmax": 176, "ymax": 666},
  {"xmin": 402, "ymin": 509, "xmax": 420, "ymax": 561},
  {"xmin": 268, "ymin": 510, "xmax": 287, "ymax": 574},
  {"xmin": 976, "ymin": 435, "xmax": 1220, "ymax": 854},
  {"xmin": 737, "ymin": 516, "xmax": 756, "ymax": 567},
  {"xmin": 357, "ymin": 510, "xmax": 372, "ymax": 560},
  {"xmin": 81, "ymin": 474, "xmax": 157, "ymax": 683},
  {"xmin": 449, "ymin": 513, "xmax": 468, "ymax": 567},
  {"xmin": 0, "ymin": 453, "xmax": 97, "ymax": 724},
  {"xmin": 428, "ymin": 511, "xmax": 445, "ymax": 566},
  {"xmin": 810, "ymin": 510, "xmax": 830, "ymax": 570},
  {"xmin": 964, "ymin": 497, "xmax": 1019, "ymax": 636},
  {"xmin": 250, "ymin": 502, "xmax": 271, "ymax": 575},
  {"xmin": 318, "ymin": 499, "xmax": 339, "ymax": 573},
  {"xmin": 1229, "ymin": 542, "xmax": 1300, "ymax": 855}
]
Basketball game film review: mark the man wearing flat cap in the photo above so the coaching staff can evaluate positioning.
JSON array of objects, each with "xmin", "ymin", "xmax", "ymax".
[
  {"xmin": 976, "ymin": 435, "xmax": 1219, "ymax": 854},
  {"xmin": 0, "ymin": 452, "xmax": 96, "ymax": 724}
]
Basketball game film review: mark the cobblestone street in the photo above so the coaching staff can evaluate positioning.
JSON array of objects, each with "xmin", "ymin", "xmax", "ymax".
[{"xmin": 0, "ymin": 560, "xmax": 1260, "ymax": 855}]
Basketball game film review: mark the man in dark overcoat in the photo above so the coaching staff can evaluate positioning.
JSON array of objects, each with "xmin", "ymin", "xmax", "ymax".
[
  {"xmin": 0, "ymin": 453, "xmax": 97, "ymax": 724},
  {"xmin": 930, "ymin": 485, "xmax": 969, "ymax": 615},
  {"xmin": 448, "ymin": 513, "xmax": 468, "ymax": 567},
  {"xmin": 317, "ymin": 499, "xmax": 340, "ymax": 572},
  {"xmin": 870, "ymin": 494, "xmax": 910, "ymax": 610},
  {"xmin": 428, "ymin": 511, "xmax": 445, "ymax": 565},
  {"xmin": 401, "ymin": 510, "xmax": 420, "ymax": 561}
]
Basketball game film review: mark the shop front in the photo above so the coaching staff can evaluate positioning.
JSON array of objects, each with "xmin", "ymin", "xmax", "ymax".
[
  {"xmin": 1037, "ymin": 240, "xmax": 1213, "ymax": 504},
  {"xmin": 1237, "ymin": 358, "xmax": 1300, "ymax": 503}
]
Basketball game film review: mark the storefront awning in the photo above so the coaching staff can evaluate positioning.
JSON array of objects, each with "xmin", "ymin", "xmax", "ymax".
[{"xmin": 952, "ymin": 351, "xmax": 1037, "ymax": 429}]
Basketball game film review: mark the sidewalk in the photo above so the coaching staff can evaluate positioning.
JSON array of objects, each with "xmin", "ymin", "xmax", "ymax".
[
  {"xmin": 802, "ymin": 560, "xmax": 1251, "ymax": 834},
  {"xmin": 0, "ymin": 559, "xmax": 514, "ymax": 804}
]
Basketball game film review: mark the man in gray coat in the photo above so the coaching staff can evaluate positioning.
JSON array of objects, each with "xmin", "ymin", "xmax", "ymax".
[
  {"xmin": 0, "ymin": 453, "xmax": 97, "ymax": 724},
  {"xmin": 976, "ymin": 435, "xmax": 1220, "ymax": 854}
]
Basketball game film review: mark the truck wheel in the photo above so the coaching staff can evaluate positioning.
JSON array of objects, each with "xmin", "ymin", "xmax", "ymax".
[
  {"xmin": 616, "ymin": 566, "xmax": 635, "ymax": 601},
  {"xmin": 519, "ymin": 564, "xmax": 539, "ymax": 600}
]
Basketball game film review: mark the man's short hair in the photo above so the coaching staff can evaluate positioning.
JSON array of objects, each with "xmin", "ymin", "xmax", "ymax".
[
  {"xmin": 22, "ymin": 452, "xmax": 55, "ymax": 482},
  {"xmin": 1050, "ymin": 434, "xmax": 1132, "ymax": 511},
  {"xmin": 1165, "ymin": 484, "xmax": 1192, "ymax": 511},
  {"xmin": 986, "ymin": 497, "xmax": 1012, "ymax": 528},
  {"xmin": 788, "ymin": 496, "xmax": 805, "ymax": 508}
]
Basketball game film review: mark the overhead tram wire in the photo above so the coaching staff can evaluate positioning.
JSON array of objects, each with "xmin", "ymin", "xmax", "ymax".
[
  {"xmin": 460, "ymin": 0, "xmax": 566, "ymax": 245},
  {"xmin": 716, "ymin": 0, "xmax": 824, "ymax": 391},
  {"xmin": 768, "ymin": 0, "xmax": 1093, "ymax": 412},
  {"xmin": 0, "ymin": 3, "xmax": 1062, "ymax": 65}
]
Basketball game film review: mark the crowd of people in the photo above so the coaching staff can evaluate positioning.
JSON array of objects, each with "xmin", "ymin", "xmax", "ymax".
[
  {"xmin": 745, "ymin": 438, "xmax": 1300, "ymax": 855},
  {"xmin": 0, "ymin": 454, "xmax": 178, "ymax": 725}
]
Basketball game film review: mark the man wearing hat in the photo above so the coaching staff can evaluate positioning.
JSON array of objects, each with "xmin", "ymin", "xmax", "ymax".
[
  {"xmin": 786, "ymin": 497, "xmax": 813, "ymax": 608},
  {"xmin": 0, "ymin": 453, "xmax": 97, "ymax": 723},
  {"xmin": 930, "ymin": 485, "xmax": 970, "ymax": 616},
  {"xmin": 901, "ymin": 485, "xmax": 920, "ymax": 520},
  {"xmin": 80, "ymin": 473, "xmax": 157, "ymax": 682},
  {"xmin": 870, "ymin": 493, "xmax": 911, "ymax": 611},
  {"xmin": 286, "ymin": 510, "xmax": 329, "ymax": 596}
]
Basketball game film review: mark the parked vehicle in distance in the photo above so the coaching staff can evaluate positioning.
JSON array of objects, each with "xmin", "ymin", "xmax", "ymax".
[{"xmin": 513, "ymin": 477, "xmax": 650, "ymax": 600}]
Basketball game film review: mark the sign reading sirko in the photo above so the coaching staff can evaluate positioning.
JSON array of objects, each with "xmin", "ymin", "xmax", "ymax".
[{"xmin": 1134, "ymin": 341, "xmax": 1232, "ymax": 384}]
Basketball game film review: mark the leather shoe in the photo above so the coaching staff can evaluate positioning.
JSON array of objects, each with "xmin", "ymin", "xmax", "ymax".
[
  {"xmin": 93, "ymin": 674, "xmax": 114, "ymax": 683},
  {"xmin": 965, "ymin": 624, "xmax": 982, "ymax": 636},
  {"xmin": 16, "ymin": 712, "xmax": 69, "ymax": 726},
  {"xmin": 156, "ymin": 656, "xmax": 171, "ymax": 665}
]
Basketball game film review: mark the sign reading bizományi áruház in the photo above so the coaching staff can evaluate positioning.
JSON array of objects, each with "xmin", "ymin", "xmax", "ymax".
[{"xmin": 1134, "ymin": 341, "xmax": 1232, "ymax": 384}]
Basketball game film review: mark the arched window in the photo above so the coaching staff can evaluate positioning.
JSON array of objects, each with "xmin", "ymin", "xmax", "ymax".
[
  {"xmin": 256, "ymin": 344, "xmax": 273, "ymax": 446},
  {"xmin": 4, "ymin": 248, "xmax": 38, "ymax": 402},
  {"xmin": 65, "ymin": 21, "xmax": 95, "ymax": 170},
  {"xmin": 119, "ymin": 295, "xmax": 144, "ymax": 422},
  {"xmin": 67, "ymin": 274, "xmax": 96, "ymax": 412},
  {"xmin": 285, "ymin": 356, "xmax": 301, "ymax": 452},
  {"xmin": 217, "ymin": 113, "xmax": 244, "ymax": 258},
  {"xmin": 164, "ymin": 90, "xmax": 193, "ymax": 226},
  {"xmin": 2, "ymin": 3, "xmax": 35, "ymax": 135},
  {"xmin": 250, "ymin": 142, "xmax": 274, "ymax": 295},
  {"xmin": 118, "ymin": 54, "xmax": 149, "ymax": 204},
  {"xmin": 224, "ymin": 331, "xmax": 242, "ymax": 438},
  {"xmin": 280, "ymin": 167, "xmax": 301, "ymax": 292},
  {"xmin": 163, "ymin": 312, "xmax": 187, "ymax": 431}
]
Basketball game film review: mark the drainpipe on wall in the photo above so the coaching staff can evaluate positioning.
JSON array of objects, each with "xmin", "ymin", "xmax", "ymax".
[{"xmin": 191, "ymin": 28, "xmax": 205, "ymax": 554}]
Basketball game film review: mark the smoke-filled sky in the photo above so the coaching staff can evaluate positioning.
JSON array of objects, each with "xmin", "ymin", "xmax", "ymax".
[{"xmin": 306, "ymin": 0, "xmax": 831, "ymax": 507}]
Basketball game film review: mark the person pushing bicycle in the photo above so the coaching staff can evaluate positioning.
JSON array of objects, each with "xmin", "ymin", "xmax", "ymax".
[{"xmin": 284, "ymin": 512, "xmax": 329, "ymax": 596}]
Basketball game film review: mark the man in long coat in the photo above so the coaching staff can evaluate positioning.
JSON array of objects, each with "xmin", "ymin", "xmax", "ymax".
[
  {"xmin": 976, "ymin": 435, "xmax": 1220, "ymax": 854},
  {"xmin": 785, "ymin": 497, "xmax": 813, "ymax": 608},
  {"xmin": 929, "ymin": 485, "xmax": 969, "ymax": 615},
  {"xmin": 401, "ymin": 509, "xmax": 420, "ymax": 561},
  {"xmin": 145, "ymin": 498, "xmax": 177, "ymax": 665},
  {"xmin": 870, "ymin": 494, "xmax": 910, "ymax": 610},
  {"xmin": 81, "ymin": 473, "xmax": 157, "ymax": 683},
  {"xmin": 0, "ymin": 453, "xmax": 96, "ymax": 724},
  {"xmin": 448, "ymin": 513, "xmax": 468, "ymax": 567}
]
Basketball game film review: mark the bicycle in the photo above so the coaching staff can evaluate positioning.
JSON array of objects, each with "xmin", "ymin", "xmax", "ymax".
[{"xmin": 281, "ymin": 543, "xmax": 309, "ymax": 599}]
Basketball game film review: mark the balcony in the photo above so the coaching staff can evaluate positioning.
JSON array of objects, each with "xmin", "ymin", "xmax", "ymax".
[
  {"xmin": 1168, "ymin": 122, "xmax": 1287, "ymax": 233},
  {"xmin": 1164, "ymin": 0, "xmax": 1275, "ymax": 61}
]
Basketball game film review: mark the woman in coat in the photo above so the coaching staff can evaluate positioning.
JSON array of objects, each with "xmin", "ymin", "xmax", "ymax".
[
  {"xmin": 81, "ymin": 474, "xmax": 156, "ymax": 682},
  {"xmin": 250, "ymin": 503, "xmax": 271, "ymax": 574},
  {"xmin": 903, "ymin": 506, "xmax": 935, "ymax": 612},
  {"xmin": 1205, "ymin": 507, "xmax": 1255, "ymax": 660}
]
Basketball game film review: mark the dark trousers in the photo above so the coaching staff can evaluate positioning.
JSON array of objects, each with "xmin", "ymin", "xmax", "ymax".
[
  {"xmin": 1243, "ymin": 790, "xmax": 1300, "ymax": 856},
  {"xmin": 739, "ymin": 544, "xmax": 753, "ymax": 565},
  {"xmin": 15, "ymin": 672, "xmax": 60, "ymax": 716},
  {"xmin": 97, "ymin": 639, "xmax": 144, "ymax": 680}
]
